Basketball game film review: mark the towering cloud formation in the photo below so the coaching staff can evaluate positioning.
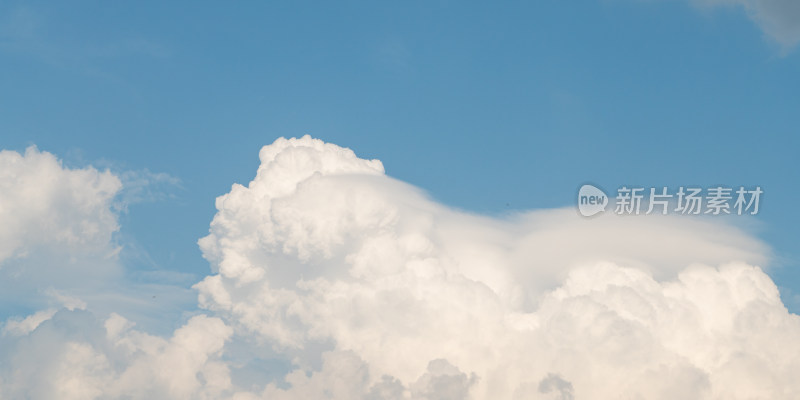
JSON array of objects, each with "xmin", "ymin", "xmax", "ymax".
[
  {"xmin": 1, "ymin": 137, "xmax": 798, "ymax": 399},
  {"xmin": 195, "ymin": 136, "xmax": 797, "ymax": 399}
]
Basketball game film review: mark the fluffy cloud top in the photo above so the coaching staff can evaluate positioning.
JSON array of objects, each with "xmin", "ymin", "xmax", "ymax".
[
  {"xmin": 194, "ymin": 136, "xmax": 797, "ymax": 399},
  {"xmin": 2, "ymin": 137, "xmax": 798, "ymax": 399}
]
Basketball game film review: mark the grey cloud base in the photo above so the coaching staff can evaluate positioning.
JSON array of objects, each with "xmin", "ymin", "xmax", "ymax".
[{"xmin": 1, "ymin": 137, "xmax": 799, "ymax": 399}]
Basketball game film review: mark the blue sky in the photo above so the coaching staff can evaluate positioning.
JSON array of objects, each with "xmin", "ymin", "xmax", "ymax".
[
  {"xmin": 2, "ymin": 2, "xmax": 800, "ymax": 397},
  {"xmin": 2, "ymin": 1, "xmax": 799, "ymax": 310},
  {"xmin": 2, "ymin": 3, "xmax": 799, "ymax": 296}
]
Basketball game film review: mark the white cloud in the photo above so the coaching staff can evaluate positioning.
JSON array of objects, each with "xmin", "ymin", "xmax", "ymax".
[
  {"xmin": 191, "ymin": 136, "xmax": 799, "ymax": 399},
  {"xmin": 1, "ymin": 308, "xmax": 57, "ymax": 336},
  {"xmin": 0, "ymin": 147, "xmax": 123, "ymax": 313},
  {"xmin": 0, "ymin": 146, "xmax": 195, "ymax": 334},
  {"xmin": 0, "ymin": 310, "xmax": 232, "ymax": 400},
  {"xmin": 245, "ymin": 351, "xmax": 475, "ymax": 400},
  {"xmin": 0, "ymin": 146, "xmax": 121, "ymax": 265},
  {"xmin": 45, "ymin": 288, "xmax": 88, "ymax": 311},
  {"xmin": 1, "ymin": 137, "xmax": 798, "ymax": 399},
  {"xmin": 113, "ymin": 168, "xmax": 181, "ymax": 212},
  {"xmin": 692, "ymin": 0, "xmax": 800, "ymax": 48}
]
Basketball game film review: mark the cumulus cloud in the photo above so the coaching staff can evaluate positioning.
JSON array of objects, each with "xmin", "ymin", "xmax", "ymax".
[
  {"xmin": 0, "ymin": 147, "xmax": 123, "ymax": 313},
  {"xmin": 1, "ymin": 137, "xmax": 799, "ymax": 399},
  {"xmin": 0, "ymin": 146, "xmax": 121, "ymax": 265},
  {"xmin": 692, "ymin": 0, "xmax": 800, "ymax": 48},
  {"xmin": 193, "ymin": 136, "xmax": 798, "ymax": 399},
  {"xmin": 0, "ymin": 310, "xmax": 232, "ymax": 400},
  {"xmin": 0, "ymin": 145, "xmax": 194, "ymax": 327}
]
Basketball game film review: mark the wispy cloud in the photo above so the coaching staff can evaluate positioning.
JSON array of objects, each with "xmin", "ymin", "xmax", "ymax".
[
  {"xmin": 692, "ymin": 0, "xmax": 800, "ymax": 49},
  {"xmin": 0, "ymin": 6, "xmax": 169, "ymax": 79},
  {"xmin": 114, "ymin": 169, "xmax": 182, "ymax": 212}
]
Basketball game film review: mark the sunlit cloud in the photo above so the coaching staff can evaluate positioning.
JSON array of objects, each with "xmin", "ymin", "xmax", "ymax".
[{"xmin": 1, "ymin": 138, "xmax": 798, "ymax": 399}]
